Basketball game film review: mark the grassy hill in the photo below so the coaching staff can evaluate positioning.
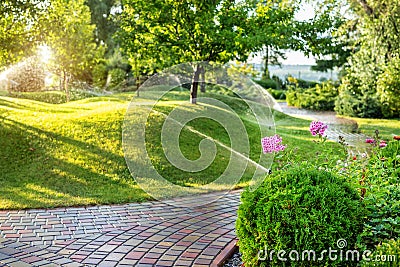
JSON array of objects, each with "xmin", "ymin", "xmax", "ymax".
[
  {"xmin": 1, "ymin": 91, "xmax": 397, "ymax": 209},
  {"xmin": 0, "ymin": 94, "xmax": 140, "ymax": 209}
]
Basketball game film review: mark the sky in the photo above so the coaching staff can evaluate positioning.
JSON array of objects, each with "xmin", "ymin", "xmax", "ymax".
[{"xmin": 248, "ymin": 2, "xmax": 317, "ymax": 65}]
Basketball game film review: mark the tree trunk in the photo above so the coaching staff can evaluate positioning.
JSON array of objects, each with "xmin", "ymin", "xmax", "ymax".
[
  {"xmin": 200, "ymin": 67, "xmax": 206, "ymax": 93},
  {"xmin": 134, "ymin": 57, "xmax": 140, "ymax": 97},
  {"xmin": 63, "ymin": 71, "xmax": 70, "ymax": 102},
  {"xmin": 136, "ymin": 76, "xmax": 140, "ymax": 97},
  {"xmin": 358, "ymin": 0, "xmax": 374, "ymax": 16},
  {"xmin": 190, "ymin": 65, "xmax": 203, "ymax": 104},
  {"xmin": 263, "ymin": 46, "xmax": 270, "ymax": 80}
]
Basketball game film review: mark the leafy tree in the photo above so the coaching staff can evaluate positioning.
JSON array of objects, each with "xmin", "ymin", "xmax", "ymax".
[
  {"xmin": 43, "ymin": 0, "xmax": 102, "ymax": 101},
  {"xmin": 257, "ymin": 0, "xmax": 352, "ymax": 81},
  {"xmin": 310, "ymin": 38, "xmax": 353, "ymax": 73},
  {"xmin": 119, "ymin": 0, "xmax": 295, "ymax": 103},
  {"xmin": 85, "ymin": 0, "xmax": 118, "ymax": 52},
  {"xmin": 0, "ymin": 0, "xmax": 45, "ymax": 67},
  {"xmin": 254, "ymin": 1, "xmax": 297, "ymax": 80},
  {"xmin": 336, "ymin": 0, "xmax": 400, "ymax": 118},
  {"xmin": 261, "ymin": 46, "xmax": 287, "ymax": 80},
  {"xmin": 298, "ymin": 0, "xmax": 355, "ymax": 73}
]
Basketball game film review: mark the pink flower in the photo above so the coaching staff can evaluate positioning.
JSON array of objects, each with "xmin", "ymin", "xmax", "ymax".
[
  {"xmin": 261, "ymin": 134, "xmax": 286, "ymax": 154},
  {"xmin": 365, "ymin": 138, "xmax": 375, "ymax": 144},
  {"xmin": 309, "ymin": 121, "xmax": 328, "ymax": 136},
  {"xmin": 379, "ymin": 141, "xmax": 387, "ymax": 148}
]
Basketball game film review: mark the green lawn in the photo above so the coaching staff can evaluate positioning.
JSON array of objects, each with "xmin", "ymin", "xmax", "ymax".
[
  {"xmin": 1, "ymin": 91, "xmax": 398, "ymax": 209},
  {"xmin": 344, "ymin": 116, "xmax": 400, "ymax": 139}
]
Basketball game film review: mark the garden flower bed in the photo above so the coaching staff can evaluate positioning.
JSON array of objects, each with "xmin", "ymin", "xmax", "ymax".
[{"xmin": 235, "ymin": 121, "xmax": 400, "ymax": 266}]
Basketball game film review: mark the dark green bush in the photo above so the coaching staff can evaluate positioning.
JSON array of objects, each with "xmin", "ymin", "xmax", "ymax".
[
  {"xmin": 253, "ymin": 79, "xmax": 278, "ymax": 90},
  {"xmin": 286, "ymin": 81, "xmax": 338, "ymax": 111},
  {"xmin": 285, "ymin": 75, "xmax": 319, "ymax": 89},
  {"xmin": 236, "ymin": 164, "xmax": 365, "ymax": 267},
  {"xmin": 9, "ymin": 90, "xmax": 95, "ymax": 104},
  {"xmin": 252, "ymin": 79, "xmax": 286, "ymax": 99},
  {"xmin": 377, "ymin": 57, "xmax": 400, "ymax": 118},
  {"xmin": 267, "ymin": 89, "xmax": 286, "ymax": 100},
  {"xmin": 107, "ymin": 68, "xmax": 127, "ymax": 89},
  {"xmin": 335, "ymin": 82, "xmax": 383, "ymax": 118},
  {"xmin": 92, "ymin": 63, "xmax": 108, "ymax": 88},
  {"xmin": 272, "ymin": 75, "xmax": 284, "ymax": 90}
]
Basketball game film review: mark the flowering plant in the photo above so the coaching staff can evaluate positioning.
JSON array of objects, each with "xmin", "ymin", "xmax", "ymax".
[
  {"xmin": 261, "ymin": 122, "xmax": 400, "ymax": 251},
  {"xmin": 261, "ymin": 134, "xmax": 285, "ymax": 154},
  {"xmin": 309, "ymin": 120, "xmax": 328, "ymax": 137}
]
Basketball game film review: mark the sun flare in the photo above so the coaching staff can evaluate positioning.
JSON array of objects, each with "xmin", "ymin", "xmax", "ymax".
[{"xmin": 38, "ymin": 45, "xmax": 52, "ymax": 63}]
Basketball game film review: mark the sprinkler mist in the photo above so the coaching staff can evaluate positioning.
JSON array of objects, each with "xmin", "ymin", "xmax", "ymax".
[{"xmin": 0, "ymin": 45, "xmax": 55, "ymax": 93}]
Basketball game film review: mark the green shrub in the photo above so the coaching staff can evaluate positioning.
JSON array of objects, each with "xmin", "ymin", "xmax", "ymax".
[
  {"xmin": 377, "ymin": 57, "xmax": 400, "ymax": 118},
  {"xmin": 92, "ymin": 63, "xmax": 107, "ymax": 88},
  {"xmin": 236, "ymin": 164, "xmax": 365, "ymax": 267},
  {"xmin": 358, "ymin": 140, "xmax": 400, "ymax": 250},
  {"xmin": 253, "ymin": 79, "xmax": 278, "ymax": 89},
  {"xmin": 272, "ymin": 75, "xmax": 284, "ymax": 90},
  {"xmin": 335, "ymin": 47, "xmax": 384, "ymax": 118},
  {"xmin": 267, "ymin": 89, "xmax": 286, "ymax": 100},
  {"xmin": 285, "ymin": 75, "xmax": 319, "ymax": 89},
  {"xmin": 107, "ymin": 68, "xmax": 126, "ymax": 89},
  {"xmin": 335, "ymin": 80, "xmax": 382, "ymax": 118},
  {"xmin": 286, "ymin": 81, "xmax": 338, "ymax": 111},
  {"xmin": 251, "ymin": 79, "xmax": 286, "ymax": 100},
  {"xmin": 360, "ymin": 239, "xmax": 400, "ymax": 267},
  {"xmin": 9, "ymin": 90, "xmax": 95, "ymax": 104}
]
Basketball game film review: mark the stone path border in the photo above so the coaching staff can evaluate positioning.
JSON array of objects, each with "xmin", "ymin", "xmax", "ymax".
[{"xmin": 0, "ymin": 190, "xmax": 241, "ymax": 267}]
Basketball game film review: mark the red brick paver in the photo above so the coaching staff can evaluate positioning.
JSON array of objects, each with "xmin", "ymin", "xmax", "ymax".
[{"xmin": 0, "ymin": 191, "xmax": 240, "ymax": 266}]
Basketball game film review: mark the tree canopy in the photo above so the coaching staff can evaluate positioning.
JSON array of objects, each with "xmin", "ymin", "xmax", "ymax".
[
  {"xmin": 0, "ymin": 0, "xmax": 46, "ymax": 66},
  {"xmin": 42, "ymin": 0, "xmax": 101, "ymax": 100},
  {"xmin": 118, "ymin": 0, "xmax": 299, "ymax": 103},
  {"xmin": 335, "ymin": 0, "xmax": 400, "ymax": 118},
  {"xmin": 1, "ymin": 0, "xmax": 399, "ymax": 115}
]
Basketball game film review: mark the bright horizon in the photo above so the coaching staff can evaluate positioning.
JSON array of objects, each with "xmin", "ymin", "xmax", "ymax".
[
  {"xmin": 248, "ymin": 2, "xmax": 317, "ymax": 66},
  {"xmin": 248, "ymin": 50, "xmax": 316, "ymax": 66}
]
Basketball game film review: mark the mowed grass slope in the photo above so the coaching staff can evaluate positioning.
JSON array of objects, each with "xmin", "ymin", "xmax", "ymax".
[
  {"xmin": 0, "ymin": 94, "xmax": 146, "ymax": 209},
  {"xmin": 2, "ymin": 91, "xmax": 397, "ymax": 209}
]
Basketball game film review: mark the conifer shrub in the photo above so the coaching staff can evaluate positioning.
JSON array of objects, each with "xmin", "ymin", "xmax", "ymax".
[{"xmin": 236, "ymin": 164, "xmax": 365, "ymax": 266}]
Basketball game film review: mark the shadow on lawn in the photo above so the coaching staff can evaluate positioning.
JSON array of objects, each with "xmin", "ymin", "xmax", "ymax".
[
  {"xmin": 0, "ymin": 117, "xmax": 150, "ymax": 209},
  {"xmin": 0, "ymin": 98, "xmax": 31, "ymax": 110},
  {"xmin": 0, "ymin": 97, "xmax": 92, "ymax": 114}
]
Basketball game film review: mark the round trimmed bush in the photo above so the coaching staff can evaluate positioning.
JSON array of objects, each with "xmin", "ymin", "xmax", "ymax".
[{"xmin": 236, "ymin": 164, "xmax": 366, "ymax": 266}]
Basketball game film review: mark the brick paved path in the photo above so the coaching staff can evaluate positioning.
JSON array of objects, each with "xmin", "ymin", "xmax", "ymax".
[{"xmin": 0, "ymin": 191, "xmax": 240, "ymax": 267}]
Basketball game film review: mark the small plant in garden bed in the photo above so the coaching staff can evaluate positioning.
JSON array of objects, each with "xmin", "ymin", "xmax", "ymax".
[
  {"xmin": 360, "ymin": 239, "xmax": 400, "ymax": 267},
  {"xmin": 357, "ymin": 133, "xmax": 400, "ymax": 251},
  {"xmin": 338, "ymin": 131, "xmax": 400, "ymax": 251}
]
